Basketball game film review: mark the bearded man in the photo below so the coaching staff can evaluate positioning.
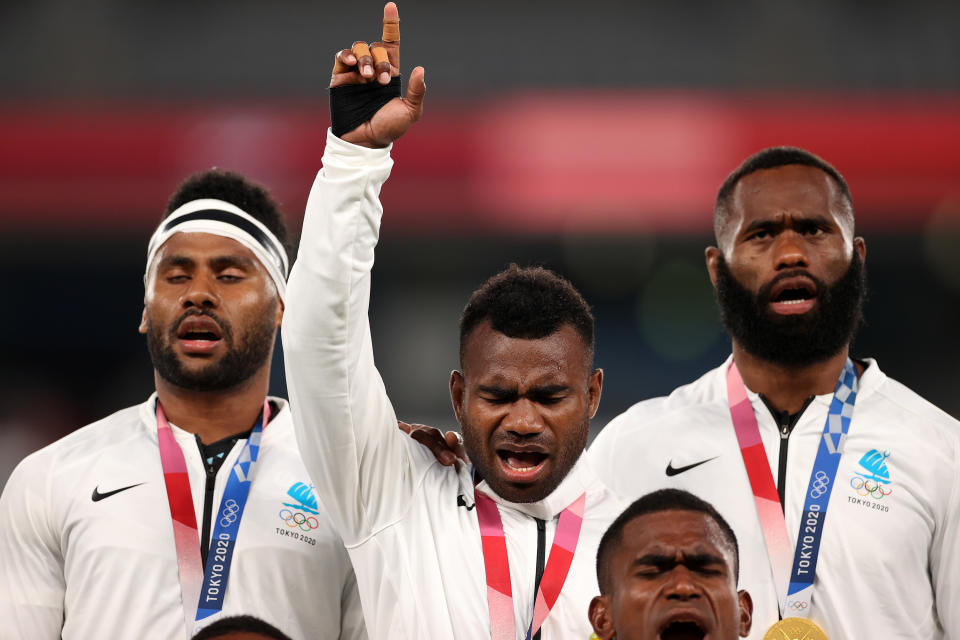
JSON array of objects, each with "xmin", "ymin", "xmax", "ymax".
[
  {"xmin": 588, "ymin": 147, "xmax": 960, "ymax": 639},
  {"xmin": 0, "ymin": 170, "xmax": 366, "ymax": 640}
]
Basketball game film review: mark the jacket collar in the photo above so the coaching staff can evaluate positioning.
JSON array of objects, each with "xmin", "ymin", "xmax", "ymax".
[
  {"xmin": 718, "ymin": 354, "xmax": 885, "ymax": 407},
  {"xmin": 137, "ymin": 392, "xmax": 288, "ymax": 441}
]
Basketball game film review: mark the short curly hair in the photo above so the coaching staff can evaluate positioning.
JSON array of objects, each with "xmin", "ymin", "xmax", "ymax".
[
  {"xmin": 164, "ymin": 168, "xmax": 294, "ymax": 264},
  {"xmin": 459, "ymin": 264, "xmax": 594, "ymax": 366},
  {"xmin": 714, "ymin": 146, "xmax": 853, "ymax": 243}
]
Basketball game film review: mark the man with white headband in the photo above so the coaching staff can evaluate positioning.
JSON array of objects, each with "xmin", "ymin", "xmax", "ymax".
[{"xmin": 0, "ymin": 169, "xmax": 367, "ymax": 640}]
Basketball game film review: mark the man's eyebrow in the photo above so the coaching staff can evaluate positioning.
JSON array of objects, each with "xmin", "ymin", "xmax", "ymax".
[
  {"xmin": 742, "ymin": 214, "xmax": 835, "ymax": 236},
  {"xmin": 632, "ymin": 552, "xmax": 727, "ymax": 569},
  {"xmin": 209, "ymin": 255, "xmax": 257, "ymax": 270},
  {"xmin": 528, "ymin": 384, "xmax": 570, "ymax": 396},
  {"xmin": 477, "ymin": 385, "xmax": 517, "ymax": 397},
  {"xmin": 741, "ymin": 219, "xmax": 781, "ymax": 235},
  {"xmin": 633, "ymin": 553, "xmax": 673, "ymax": 567},
  {"xmin": 681, "ymin": 552, "xmax": 727, "ymax": 568},
  {"xmin": 157, "ymin": 255, "xmax": 195, "ymax": 270}
]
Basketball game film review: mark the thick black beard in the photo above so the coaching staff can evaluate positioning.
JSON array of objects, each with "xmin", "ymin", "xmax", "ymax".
[
  {"xmin": 146, "ymin": 306, "xmax": 276, "ymax": 392},
  {"xmin": 714, "ymin": 252, "xmax": 866, "ymax": 368}
]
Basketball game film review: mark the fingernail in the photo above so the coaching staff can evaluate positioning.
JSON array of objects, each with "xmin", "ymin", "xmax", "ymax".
[
  {"xmin": 363, "ymin": 65, "xmax": 373, "ymax": 76},
  {"xmin": 379, "ymin": 72, "xmax": 390, "ymax": 83}
]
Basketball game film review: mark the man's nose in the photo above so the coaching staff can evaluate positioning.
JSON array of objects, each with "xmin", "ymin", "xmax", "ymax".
[
  {"xmin": 502, "ymin": 398, "xmax": 544, "ymax": 436},
  {"xmin": 773, "ymin": 231, "xmax": 809, "ymax": 270},
  {"xmin": 664, "ymin": 566, "xmax": 701, "ymax": 601},
  {"xmin": 181, "ymin": 273, "xmax": 220, "ymax": 308}
]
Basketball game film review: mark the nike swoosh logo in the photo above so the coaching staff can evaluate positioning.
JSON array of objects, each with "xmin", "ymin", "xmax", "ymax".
[
  {"xmin": 456, "ymin": 495, "xmax": 476, "ymax": 511},
  {"xmin": 665, "ymin": 457, "xmax": 718, "ymax": 477},
  {"xmin": 91, "ymin": 483, "xmax": 145, "ymax": 502}
]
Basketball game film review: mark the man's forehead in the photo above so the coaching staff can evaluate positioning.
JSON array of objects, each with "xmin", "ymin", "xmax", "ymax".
[
  {"xmin": 624, "ymin": 510, "xmax": 728, "ymax": 555},
  {"xmin": 731, "ymin": 166, "xmax": 846, "ymax": 221},
  {"xmin": 153, "ymin": 231, "xmax": 260, "ymax": 264},
  {"xmin": 461, "ymin": 322, "xmax": 590, "ymax": 373}
]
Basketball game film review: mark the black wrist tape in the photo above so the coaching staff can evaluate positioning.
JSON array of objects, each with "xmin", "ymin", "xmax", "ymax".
[{"xmin": 330, "ymin": 76, "xmax": 402, "ymax": 137}]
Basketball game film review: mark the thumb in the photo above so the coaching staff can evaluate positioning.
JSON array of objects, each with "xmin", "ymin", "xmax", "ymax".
[{"xmin": 404, "ymin": 66, "xmax": 426, "ymax": 116}]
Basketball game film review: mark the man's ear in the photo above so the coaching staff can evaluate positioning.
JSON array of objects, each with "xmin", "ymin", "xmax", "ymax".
[
  {"xmin": 138, "ymin": 309, "xmax": 148, "ymax": 335},
  {"xmin": 449, "ymin": 370, "xmax": 465, "ymax": 426},
  {"xmin": 737, "ymin": 589, "xmax": 753, "ymax": 637},
  {"xmin": 589, "ymin": 595, "xmax": 616, "ymax": 640},
  {"xmin": 854, "ymin": 236, "xmax": 866, "ymax": 264},
  {"xmin": 588, "ymin": 368, "xmax": 603, "ymax": 419},
  {"xmin": 705, "ymin": 246, "xmax": 721, "ymax": 288},
  {"xmin": 275, "ymin": 299, "xmax": 285, "ymax": 328}
]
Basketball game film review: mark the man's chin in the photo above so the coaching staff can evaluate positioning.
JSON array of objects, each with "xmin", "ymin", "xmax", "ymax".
[
  {"xmin": 480, "ymin": 459, "xmax": 562, "ymax": 504},
  {"xmin": 155, "ymin": 358, "xmax": 241, "ymax": 393}
]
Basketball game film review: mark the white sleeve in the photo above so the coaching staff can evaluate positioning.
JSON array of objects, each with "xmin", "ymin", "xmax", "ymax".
[
  {"xmin": 0, "ymin": 454, "xmax": 65, "ymax": 638},
  {"xmin": 283, "ymin": 129, "xmax": 422, "ymax": 546},
  {"xmin": 931, "ymin": 434, "xmax": 960, "ymax": 638}
]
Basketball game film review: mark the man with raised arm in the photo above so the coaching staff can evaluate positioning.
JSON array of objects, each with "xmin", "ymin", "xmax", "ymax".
[
  {"xmin": 282, "ymin": 4, "xmax": 625, "ymax": 637},
  {"xmin": 0, "ymin": 170, "xmax": 366, "ymax": 640}
]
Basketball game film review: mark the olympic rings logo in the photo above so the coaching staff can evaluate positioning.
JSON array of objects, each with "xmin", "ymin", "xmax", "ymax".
[
  {"xmin": 219, "ymin": 499, "xmax": 240, "ymax": 527},
  {"xmin": 279, "ymin": 508, "xmax": 319, "ymax": 531},
  {"xmin": 788, "ymin": 601, "xmax": 809, "ymax": 611},
  {"xmin": 809, "ymin": 471, "xmax": 831, "ymax": 498},
  {"xmin": 850, "ymin": 476, "xmax": 892, "ymax": 500}
]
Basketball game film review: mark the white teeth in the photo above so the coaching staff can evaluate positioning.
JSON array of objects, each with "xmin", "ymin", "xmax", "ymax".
[
  {"xmin": 781, "ymin": 299, "xmax": 806, "ymax": 304},
  {"xmin": 503, "ymin": 456, "xmax": 542, "ymax": 472}
]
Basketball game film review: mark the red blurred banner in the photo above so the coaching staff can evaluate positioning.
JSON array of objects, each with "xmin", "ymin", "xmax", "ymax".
[{"xmin": 1, "ymin": 92, "xmax": 958, "ymax": 233}]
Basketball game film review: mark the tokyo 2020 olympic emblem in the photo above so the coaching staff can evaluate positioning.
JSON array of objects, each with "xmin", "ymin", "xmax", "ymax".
[
  {"xmin": 279, "ymin": 508, "xmax": 319, "ymax": 531},
  {"xmin": 851, "ymin": 448, "xmax": 893, "ymax": 500}
]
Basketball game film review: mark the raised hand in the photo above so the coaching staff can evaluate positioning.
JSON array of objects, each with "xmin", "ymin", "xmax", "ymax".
[{"xmin": 330, "ymin": 2, "xmax": 425, "ymax": 148}]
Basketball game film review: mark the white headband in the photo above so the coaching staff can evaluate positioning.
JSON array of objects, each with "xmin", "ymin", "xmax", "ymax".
[{"xmin": 144, "ymin": 198, "xmax": 289, "ymax": 302}]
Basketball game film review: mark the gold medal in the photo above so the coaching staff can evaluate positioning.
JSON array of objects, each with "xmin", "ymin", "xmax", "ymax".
[{"xmin": 763, "ymin": 617, "xmax": 828, "ymax": 640}]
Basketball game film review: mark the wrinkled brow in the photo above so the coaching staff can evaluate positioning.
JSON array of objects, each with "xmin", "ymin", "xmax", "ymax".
[{"xmin": 632, "ymin": 552, "xmax": 727, "ymax": 571}]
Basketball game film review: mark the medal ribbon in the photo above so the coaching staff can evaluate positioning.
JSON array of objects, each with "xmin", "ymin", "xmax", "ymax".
[
  {"xmin": 157, "ymin": 400, "xmax": 269, "ymax": 638},
  {"xmin": 727, "ymin": 359, "xmax": 857, "ymax": 618},
  {"xmin": 475, "ymin": 491, "xmax": 586, "ymax": 640}
]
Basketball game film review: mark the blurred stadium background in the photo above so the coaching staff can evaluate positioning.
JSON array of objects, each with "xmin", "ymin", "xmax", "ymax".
[{"xmin": 2, "ymin": 1, "xmax": 959, "ymax": 488}]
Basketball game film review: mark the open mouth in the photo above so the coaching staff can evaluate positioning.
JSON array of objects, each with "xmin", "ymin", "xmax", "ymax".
[
  {"xmin": 176, "ymin": 316, "xmax": 224, "ymax": 353},
  {"xmin": 769, "ymin": 276, "xmax": 817, "ymax": 315},
  {"xmin": 494, "ymin": 447, "xmax": 548, "ymax": 481},
  {"xmin": 659, "ymin": 621, "xmax": 706, "ymax": 640},
  {"xmin": 773, "ymin": 287, "xmax": 813, "ymax": 304},
  {"xmin": 181, "ymin": 330, "xmax": 220, "ymax": 341}
]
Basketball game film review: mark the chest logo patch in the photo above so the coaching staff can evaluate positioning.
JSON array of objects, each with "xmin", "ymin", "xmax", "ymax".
[
  {"xmin": 279, "ymin": 482, "xmax": 320, "ymax": 532},
  {"xmin": 847, "ymin": 449, "xmax": 892, "ymax": 510}
]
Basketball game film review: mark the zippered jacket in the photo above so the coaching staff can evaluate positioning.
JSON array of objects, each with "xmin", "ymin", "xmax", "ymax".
[
  {"xmin": 283, "ymin": 131, "xmax": 627, "ymax": 639},
  {"xmin": 0, "ymin": 396, "xmax": 367, "ymax": 640},
  {"xmin": 588, "ymin": 356, "xmax": 960, "ymax": 640}
]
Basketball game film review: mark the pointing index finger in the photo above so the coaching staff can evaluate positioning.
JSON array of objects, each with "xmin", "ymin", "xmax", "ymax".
[{"xmin": 382, "ymin": 2, "xmax": 400, "ymax": 44}]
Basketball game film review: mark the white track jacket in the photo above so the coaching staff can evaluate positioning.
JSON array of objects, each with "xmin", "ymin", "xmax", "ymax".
[
  {"xmin": 0, "ymin": 396, "xmax": 366, "ymax": 640},
  {"xmin": 283, "ymin": 131, "xmax": 627, "ymax": 639},
  {"xmin": 588, "ymin": 357, "xmax": 960, "ymax": 640}
]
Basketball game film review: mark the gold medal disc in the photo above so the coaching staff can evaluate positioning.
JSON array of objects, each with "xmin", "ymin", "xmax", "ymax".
[{"xmin": 763, "ymin": 617, "xmax": 828, "ymax": 640}]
